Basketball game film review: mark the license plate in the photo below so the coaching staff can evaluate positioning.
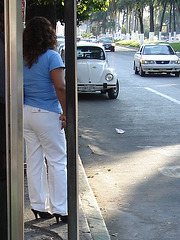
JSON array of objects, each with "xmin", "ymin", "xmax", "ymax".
[{"xmin": 84, "ymin": 85, "xmax": 96, "ymax": 91}]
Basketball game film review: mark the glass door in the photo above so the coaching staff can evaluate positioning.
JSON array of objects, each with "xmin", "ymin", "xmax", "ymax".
[
  {"xmin": 0, "ymin": 0, "xmax": 24, "ymax": 239},
  {"xmin": 0, "ymin": 0, "xmax": 7, "ymax": 238}
]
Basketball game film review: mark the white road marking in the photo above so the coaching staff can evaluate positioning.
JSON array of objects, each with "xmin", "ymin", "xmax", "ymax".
[
  {"xmin": 145, "ymin": 87, "xmax": 180, "ymax": 105},
  {"xmin": 159, "ymin": 166, "xmax": 180, "ymax": 178}
]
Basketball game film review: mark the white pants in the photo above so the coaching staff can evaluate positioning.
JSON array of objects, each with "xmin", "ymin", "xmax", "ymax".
[{"xmin": 24, "ymin": 105, "xmax": 67, "ymax": 215}]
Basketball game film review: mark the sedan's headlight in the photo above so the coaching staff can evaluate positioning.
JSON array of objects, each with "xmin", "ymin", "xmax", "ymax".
[
  {"xmin": 105, "ymin": 73, "xmax": 114, "ymax": 81},
  {"xmin": 170, "ymin": 59, "xmax": 180, "ymax": 64},
  {"xmin": 141, "ymin": 59, "xmax": 155, "ymax": 64}
]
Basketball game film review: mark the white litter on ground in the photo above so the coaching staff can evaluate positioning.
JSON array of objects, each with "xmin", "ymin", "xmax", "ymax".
[{"xmin": 115, "ymin": 128, "xmax": 125, "ymax": 134}]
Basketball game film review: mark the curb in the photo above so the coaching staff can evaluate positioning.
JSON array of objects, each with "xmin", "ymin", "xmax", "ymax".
[
  {"xmin": 24, "ymin": 157, "xmax": 110, "ymax": 240},
  {"xmin": 115, "ymin": 44, "xmax": 138, "ymax": 51},
  {"xmin": 79, "ymin": 157, "xmax": 111, "ymax": 240}
]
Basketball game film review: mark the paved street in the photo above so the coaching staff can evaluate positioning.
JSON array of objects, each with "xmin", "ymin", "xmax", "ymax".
[{"xmin": 78, "ymin": 46, "xmax": 180, "ymax": 240}]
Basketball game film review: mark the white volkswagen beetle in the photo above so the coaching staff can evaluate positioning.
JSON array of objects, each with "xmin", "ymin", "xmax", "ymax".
[{"xmin": 77, "ymin": 41, "xmax": 119, "ymax": 99}]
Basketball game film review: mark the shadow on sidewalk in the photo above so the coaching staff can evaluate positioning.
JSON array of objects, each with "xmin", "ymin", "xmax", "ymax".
[{"xmin": 24, "ymin": 173, "xmax": 92, "ymax": 240}]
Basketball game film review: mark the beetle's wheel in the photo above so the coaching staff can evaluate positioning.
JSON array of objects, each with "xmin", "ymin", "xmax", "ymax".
[{"xmin": 108, "ymin": 81, "xmax": 119, "ymax": 99}]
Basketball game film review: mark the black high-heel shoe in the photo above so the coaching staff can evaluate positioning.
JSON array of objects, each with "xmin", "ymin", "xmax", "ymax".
[
  {"xmin": 31, "ymin": 209, "xmax": 54, "ymax": 220},
  {"xmin": 53, "ymin": 213, "xmax": 68, "ymax": 223}
]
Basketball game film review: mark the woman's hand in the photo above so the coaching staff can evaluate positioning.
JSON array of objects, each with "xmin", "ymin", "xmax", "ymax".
[{"xmin": 60, "ymin": 113, "xmax": 66, "ymax": 129}]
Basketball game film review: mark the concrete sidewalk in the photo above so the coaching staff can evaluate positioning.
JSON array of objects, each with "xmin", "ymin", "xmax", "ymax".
[{"xmin": 24, "ymin": 157, "xmax": 111, "ymax": 240}]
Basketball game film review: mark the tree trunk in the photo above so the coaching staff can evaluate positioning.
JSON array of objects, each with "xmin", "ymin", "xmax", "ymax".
[
  {"xmin": 137, "ymin": 8, "xmax": 144, "ymax": 45},
  {"xmin": 134, "ymin": 14, "xmax": 138, "ymax": 32},
  {"xmin": 102, "ymin": 12, "xmax": 107, "ymax": 34},
  {"xmin": 128, "ymin": 10, "xmax": 132, "ymax": 34},
  {"xmin": 169, "ymin": 3, "xmax": 172, "ymax": 32},
  {"xmin": 173, "ymin": 2, "xmax": 176, "ymax": 32},
  {"xmin": 137, "ymin": 8, "xmax": 144, "ymax": 34},
  {"xmin": 126, "ymin": 7, "xmax": 129, "ymax": 33},
  {"xmin": 122, "ymin": 10, "xmax": 125, "ymax": 26},
  {"xmin": 126, "ymin": 7, "xmax": 130, "ymax": 40},
  {"xmin": 173, "ymin": 2, "xmax": 177, "ymax": 41},
  {"xmin": 169, "ymin": 3, "xmax": 172, "ymax": 42},
  {"xmin": 131, "ymin": 9, "xmax": 136, "ymax": 40},
  {"xmin": 149, "ymin": 3, "xmax": 154, "ymax": 41},
  {"xmin": 135, "ymin": 17, "xmax": 139, "ymax": 40},
  {"xmin": 150, "ymin": 3, "xmax": 154, "ymax": 32},
  {"xmin": 159, "ymin": 1, "xmax": 167, "ymax": 31}
]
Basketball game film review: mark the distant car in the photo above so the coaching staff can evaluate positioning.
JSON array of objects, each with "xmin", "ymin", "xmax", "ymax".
[
  {"xmin": 80, "ymin": 38, "xmax": 98, "ymax": 43},
  {"xmin": 134, "ymin": 43, "xmax": 180, "ymax": 77},
  {"xmin": 77, "ymin": 41, "xmax": 119, "ymax": 99},
  {"xmin": 57, "ymin": 36, "xmax": 65, "ymax": 46},
  {"xmin": 99, "ymin": 37, "xmax": 115, "ymax": 52},
  {"xmin": 89, "ymin": 36, "xmax": 98, "ymax": 42},
  {"xmin": 57, "ymin": 36, "xmax": 65, "ymax": 55},
  {"xmin": 170, "ymin": 37, "xmax": 180, "ymax": 42}
]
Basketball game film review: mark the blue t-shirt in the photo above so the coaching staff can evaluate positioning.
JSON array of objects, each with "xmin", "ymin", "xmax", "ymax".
[{"xmin": 23, "ymin": 49, "xmax": 65, "ymax": 113}]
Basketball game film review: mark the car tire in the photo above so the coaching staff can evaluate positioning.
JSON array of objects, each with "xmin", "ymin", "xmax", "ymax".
[
  {"xmin": 134, "ymin": 62, "xmax": 138, "ymax": 74},
  {"xmin": 175, "ymin": 72, "xmax": 180, "ymax": 77},
  {"xmin": 108, "ymin": 81, "xmax": 119, "ymax": 99},
  {"xmin": 139, "ymin": 65, "xmax": 145, "ymax": 76}
]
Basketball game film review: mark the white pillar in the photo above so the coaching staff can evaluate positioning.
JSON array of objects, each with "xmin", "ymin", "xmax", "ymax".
[
  {"xmin": 131, "ymin": 31, "xmax": 136, "ymax": 40},
  {"xmin": 169, "ymin": 32, "xmax": 172, "ymax": 43},
  {"xmin": 126, "ymin": 33, "xmax": 130, "ymax": 40},
  {"xmin": 140, "ymin": 33, "xmax": 144, "ymax": 45},
  {"xmin": 136, "ymin": 31, "xmax": 139, "ymax": 40},
  {"xmin": 149, "ymin": 32, "xmax": 154, "ymax": 41},
  {"xmin": 159, "ymin": 32, "xmax": 162, "ymax": 41}
]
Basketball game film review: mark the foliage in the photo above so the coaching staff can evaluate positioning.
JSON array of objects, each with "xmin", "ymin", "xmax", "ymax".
[
  {"xmin": 116, "ymin": 40, "xmax": 180, "ymax": 52},
  {"xmin": 26, "ymin": 0, "xmax": 109, "ymax": 24},
  {"xmin": 81, "ymin": 32, "xmax": 93, "ymax": 38},
  {"xmin": 28, "ymin": 0, "xmax": 180, "ymax": 37},
  {"xmin": 77, "ymin": 0, "xmax": 109, "ymax": 23},
  {"xmin": 88, "ymin": 6, "xmax": 116, "ymax": 35},
  {"xmin": 103, "ymin": 0, "xmax": 180, "ymax": 36},
  {"xmin": 171, "ymin": 42, "xmax": 180, "ymax": 52},
  {"xmin": 121, "ymin": 26, "xmax": 126, "ymax": 34},
  {"xmin": 116, "ymin": 40, "xmax": 140, "ymax": 48}
]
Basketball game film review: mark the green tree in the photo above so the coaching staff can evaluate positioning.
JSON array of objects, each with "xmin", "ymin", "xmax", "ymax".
[
  {"xmin": 26, "ymin": 0, "xmax": 109, "ymax": 27},
  {"xmin": 86, "ymin": 0, "xmax": 180, "ymax": 41}
]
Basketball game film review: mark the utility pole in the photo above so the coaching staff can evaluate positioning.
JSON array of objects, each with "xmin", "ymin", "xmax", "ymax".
[{"xmin": 64, "ymin": 0, "xmax": 79, "ymax": 239}]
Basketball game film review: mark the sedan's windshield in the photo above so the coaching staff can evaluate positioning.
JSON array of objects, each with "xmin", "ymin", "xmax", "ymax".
[
  {"xmin": 77, "ymin": 46, "xmax": 105, "ymax": 60},
  {"xmin": 143, "ymin": 45, "xmax": 175, "ymax": 55},
  {"xmin": 99, "ymin": 38, "xmax": 114, "ymax": 43}
]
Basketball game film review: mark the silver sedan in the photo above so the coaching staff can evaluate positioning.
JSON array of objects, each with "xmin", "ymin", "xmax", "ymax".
[{"xmin": 134, "ymin": 44, "xmax": 180, "ymax": 77}]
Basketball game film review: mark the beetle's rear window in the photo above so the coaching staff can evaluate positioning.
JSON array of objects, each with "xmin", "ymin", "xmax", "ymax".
[{"xmin": 77, "ymin": 46, "xmax": 105, "ymax": 60}]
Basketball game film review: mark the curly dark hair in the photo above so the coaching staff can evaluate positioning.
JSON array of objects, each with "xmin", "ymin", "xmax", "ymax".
[{"xmin": 23, "ymin": 16, "xmax": 58, "ymax": 68}]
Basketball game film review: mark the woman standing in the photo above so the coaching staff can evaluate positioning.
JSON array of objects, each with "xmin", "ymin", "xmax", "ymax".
[{"xmin": 23, "ymin": 16, "xmax": 67, "ymax": 223}]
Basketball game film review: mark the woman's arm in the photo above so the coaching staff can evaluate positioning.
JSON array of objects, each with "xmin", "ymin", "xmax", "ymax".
[{"xmin": 50, "ymin": 67, "xmax": 66, "ymax": 129}]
